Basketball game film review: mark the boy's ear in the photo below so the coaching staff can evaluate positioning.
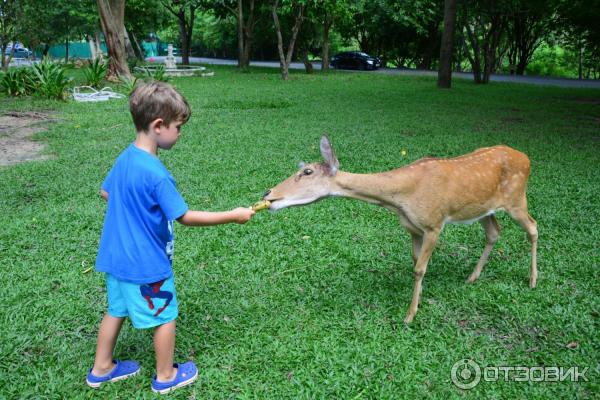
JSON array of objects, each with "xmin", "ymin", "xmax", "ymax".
[{"xmin": 149, "ymin": 118, "xmax": 164, "ymax": 134}]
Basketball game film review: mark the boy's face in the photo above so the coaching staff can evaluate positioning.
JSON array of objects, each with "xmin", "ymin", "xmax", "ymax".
[{"xmin": 156, "ymin": 119, "xmax": 184, "ymax": 150}]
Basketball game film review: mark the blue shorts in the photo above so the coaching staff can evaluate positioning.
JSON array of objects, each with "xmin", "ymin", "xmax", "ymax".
[{"xmin": 106, "ymin": 273, "xmax": 178, "ymax": 329}]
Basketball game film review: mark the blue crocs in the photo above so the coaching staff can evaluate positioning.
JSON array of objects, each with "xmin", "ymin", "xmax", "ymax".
[
  {"xmin": 151, "ymin": 361, "xmax": 198, "ymax": 394},
  {"xmin": 86, "ymin": 360, "xmax": 141, "ymax": 388}
]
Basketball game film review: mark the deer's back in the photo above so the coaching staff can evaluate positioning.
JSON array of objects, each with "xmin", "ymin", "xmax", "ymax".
[{"xmin": 393, "ymin": 145, "xmax": 531, "ymax": 226}]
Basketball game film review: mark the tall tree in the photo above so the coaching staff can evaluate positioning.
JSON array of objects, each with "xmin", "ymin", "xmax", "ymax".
[
  {"xmin": 213, "ymin": 0, "xmax": 261, "ymax": 71},
  {"xmin": 335, "ymin": 0, "xmax": 443, "ymax": 69},
  {"xmin": 161, "ymin": 0, "xmax": 204, "ymax": 65},
  {"xmin": 314, "ymin": 0, "xmax": 346, "ymax": 72},
  {"xmin": 0, "ymin": 0, "xmax": 20, "ymax": 70},
  {"xmin": 97, "ymin": 0, "xmax": 131, "ymax": 79},
  {"xmin": 18, "ymin": 0, "xmax": 96, "ymax": 61},
  {"xmin": 460, "ymin": 0, "xmax": 509, "ymax": 83},
  {"xmin": 271, "ymin": 0, "xmax": 305, "ymax": 80},
  {"xmin": 125, "ymin": 0, "xmax": 170, "ymax": 60},
  {"xmin": 437, "ymin": 0, "xmax": 457, "ymax": 87},
  {"xmin": 556, "ymin": 0, "xmax": 600, "ymax": 79},
  {"xmin": 505, "ymin": 0, "xmax": 554, "ymax": 75}
]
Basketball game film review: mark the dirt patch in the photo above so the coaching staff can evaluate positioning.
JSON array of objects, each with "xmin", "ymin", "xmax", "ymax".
[{"xmin": 0, "ymin": 111, "xmax": 56, "ymax": 167}]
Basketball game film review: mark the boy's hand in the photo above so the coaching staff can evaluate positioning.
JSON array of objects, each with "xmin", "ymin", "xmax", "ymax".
[{"xmin": 231, "ymin": 207, "xmax": 255, "ymax": 224}]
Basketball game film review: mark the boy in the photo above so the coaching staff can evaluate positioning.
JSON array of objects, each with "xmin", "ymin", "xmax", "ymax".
[{"xmin": 86, "ymin": 82, "xmax": 255, "ymax": 394}]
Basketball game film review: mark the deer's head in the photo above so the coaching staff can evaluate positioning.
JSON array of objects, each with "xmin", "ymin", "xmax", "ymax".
[{"xmin": 264, "ymin": 136, "xmax": 339, "ymax": 211}]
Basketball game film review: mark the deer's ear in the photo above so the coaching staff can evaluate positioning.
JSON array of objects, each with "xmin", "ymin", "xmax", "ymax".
[
  {"xmin": 320, "ymin": 136, "xmax": 339, "ymax": 175},
  {"xmin": 320, "ymin": 135, "xmax": 339, "ymax": 175}
]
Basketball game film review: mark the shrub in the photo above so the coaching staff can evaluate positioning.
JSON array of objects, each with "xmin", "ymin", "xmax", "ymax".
[
  {"xmin": 118, "ymin": 74, "xmax": 139, "ymax": 95},
  {"xmin": 143, "ymin": 64, "xmax": 170, "ymax": 82},
  {"xmin": 0, "ymin": 68, "xmax": 35, "ymax": 97},
  {"xmin": 83, "ymin": 58, "xmax": 108, "ymax": 88},
  {"xmin": 29, "ymin": 58, "xmax": 72, "ymax": 100}
]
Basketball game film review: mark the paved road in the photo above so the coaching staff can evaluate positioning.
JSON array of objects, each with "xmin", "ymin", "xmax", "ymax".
[{"xmin": 147, "ymin": 56, "xmax": 600, "ymax": 89}]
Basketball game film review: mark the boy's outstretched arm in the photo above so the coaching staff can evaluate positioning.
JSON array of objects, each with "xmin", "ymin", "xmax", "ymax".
[
  {"xmin": 100, "ymin": 189, "xmax": 108, "ymax": 201},
  {"xmin": 177, "ymin": 208, "xmax": 255, "ymax": 226}
]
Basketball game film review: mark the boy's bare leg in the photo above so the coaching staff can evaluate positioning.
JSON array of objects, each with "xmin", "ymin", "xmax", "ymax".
[
  {"xmin": 92, "ymin": 314, "xmax": 125, "ymax": 376},
  {"xmin": 154, "ymin": 320, "xmax": 178, "ymax": 382}
]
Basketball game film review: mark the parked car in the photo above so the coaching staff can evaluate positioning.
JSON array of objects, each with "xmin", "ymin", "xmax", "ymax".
[
  {"xmin": 330, "ymin": 51, "xmax": 381, "ymax": 70},
  {"xmin": 5, "ymin": 47, "xmax": 32, "ymax": 59}
]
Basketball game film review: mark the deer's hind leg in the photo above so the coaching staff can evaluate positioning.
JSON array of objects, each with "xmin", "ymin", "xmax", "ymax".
[
  {"xmin": 467, "ymin": 215, "xmax": 500, "ymax": 284},
  {"xmin": 507, "ymin": 199, "xmax": 538, "ymax": 288},
  {"xmin": 410, "ymin": 233, "xmax": 423, "ymax": 267}
]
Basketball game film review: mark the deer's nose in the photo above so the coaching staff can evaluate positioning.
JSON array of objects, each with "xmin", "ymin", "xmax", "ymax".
[{"xmin": 263, "ymin": 190, "xmax": 271, "ymax": 199}]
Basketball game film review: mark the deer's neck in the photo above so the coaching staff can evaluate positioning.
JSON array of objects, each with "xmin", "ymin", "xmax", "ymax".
[{"xmin": 332, "ymin": 170, "xmax": 404, "ymax": 206}]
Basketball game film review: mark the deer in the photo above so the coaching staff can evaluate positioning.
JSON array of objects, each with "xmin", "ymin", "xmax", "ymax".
[{"xmin": 263, "ymin": 136, "xmax": 538, "ymax": 323}]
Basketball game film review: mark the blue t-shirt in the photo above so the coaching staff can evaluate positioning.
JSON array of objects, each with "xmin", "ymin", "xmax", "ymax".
[{"xmin": 96, "ymin": 144, "xmax": 188, "ymax": 283}]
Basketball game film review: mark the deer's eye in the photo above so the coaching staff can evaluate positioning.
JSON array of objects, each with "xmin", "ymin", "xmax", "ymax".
[{"xmin": 303, "ymin": 169, "xmax": 313, "ymax": 176}]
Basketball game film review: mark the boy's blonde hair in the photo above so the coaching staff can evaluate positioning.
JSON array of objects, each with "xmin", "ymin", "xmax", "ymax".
[{"xmin": 129, "ymin": 81, "xmax": 191, "ymax": 132}]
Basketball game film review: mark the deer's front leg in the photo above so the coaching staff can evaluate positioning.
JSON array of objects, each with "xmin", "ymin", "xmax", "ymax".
[{"xmin": 404, "ymin": 229, "xmax": 440, "ymax": 324}]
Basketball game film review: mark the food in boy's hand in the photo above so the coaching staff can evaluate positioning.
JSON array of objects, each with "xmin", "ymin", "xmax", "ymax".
[{"xmin": 252, "ymin": 200, "xmax": 271, "ymax": 212}]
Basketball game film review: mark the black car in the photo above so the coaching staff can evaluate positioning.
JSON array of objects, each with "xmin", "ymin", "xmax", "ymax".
[{"xmin": 330, "ymin": 51, "xmax": 381, "ymax": 70}]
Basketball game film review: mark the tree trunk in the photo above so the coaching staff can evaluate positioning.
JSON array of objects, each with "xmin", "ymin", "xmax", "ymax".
[
  {"xmin": 95, "ymin": 32, "xmax": 103, "ymax": 61},
  {"xmin": 237, "ymin": 0, "xmax": 255, "ymax": 71},
  {"xmin": 272, "ymin": 1, "xmax": 304, "ymax": 80},
  {"xmin": 1, "ymin": 43, "xmax": 8, "ymax": 70},
  {"xmin": 302, "ymin": 49, "xmax": 313, "ymax": 74},
  {"xmin": 65, "ymin": 36, "xmax": 70, "ymax": 63},
  {"xmin": 130, "ymin": 31, "xmax": 144, "ymax": 60},
  {"xmin": 321, "ymin": 15, "xmax": 331, "ymax": 72},
  {"xmin": 516, "ymin": 59, "xmax": 527, "ymax": 75},
  {"xmin": 89, "ymin": 35, "xmax": 97, "ymax": 60},
  {"xmin": 437, "ymin": 0, "xmax": 457, "ymax": 88},
  {"xmin": 578, "ymin": 43, "xmax": 583, "ymax": 80},
  {"xmin": 237, "ymin": 0, "xmax": 244, "ymax": 68},
  {"xmin": 124, "ymin": 27, "xmax": 136, "ymax": 60},
  {"xmin": 176, "ymin": 9, "xmax": 190, "ymax": 65},
  {"xmin": 242, "ymin": 38, "xmax": 252, "ymax": 69},
  {"xmin": 97, "ymin": 0, "xmax": 130, "ymax": 79},
  {"xmin": 482, "ymin": 15, "xmax": 504, "ymax": 83},
  {"xmin": 464, "ymin": 23, "xmax": 483, "ymax": 83}
]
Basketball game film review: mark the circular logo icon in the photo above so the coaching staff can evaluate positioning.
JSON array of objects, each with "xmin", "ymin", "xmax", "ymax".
[{"xmin": 451, "ymin": 359, "xmax": 481, "ymax": 390}]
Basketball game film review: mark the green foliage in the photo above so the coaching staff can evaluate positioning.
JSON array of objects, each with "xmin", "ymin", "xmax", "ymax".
[
  {"xmin": 0, "ymin": 66, "xmax": 598, "ymax": 398},
  {"xmin": 82, "ymin": 58, "xmax": 108, "ymax": 88},
  {"xmin": 526, "ymin": 44, "xmax": 577, "ymax": 78},
  {"xmin": 142, "ymin": 64, "xmax": 170, "ymax": 82},
  {"xmin": 29, "ymin": 58, "xmax": 73, "ymax": 100},
  {"xmin": 118, "ymin": 74, "xmax": 139, "ymax": 94},
  {"xmin": 126, "ymin": 57, "xmax": 141, "ymax": 72},
  {"xmin": 0, "ymin": 68, "xmax": 35, "ymax": 96}
]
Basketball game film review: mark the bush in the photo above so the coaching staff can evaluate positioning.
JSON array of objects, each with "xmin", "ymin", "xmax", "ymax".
[
  {"xmin": 83, "ymin": 58, "xmax": 108, "ymax": 88},
  {"xmin": 29, "ymin": 58, "xmax": 72, "ymax": 100},
  {"xmin": 142, "ymin": 64, "xmax": 170, "ymax": 82},
  {"xmin": 118, "ymin": 74, "xmax": 139, "ymax": 95},
  {"xmin": 0, "ymin": 68, "xmax": 35, "ymax": 97}
]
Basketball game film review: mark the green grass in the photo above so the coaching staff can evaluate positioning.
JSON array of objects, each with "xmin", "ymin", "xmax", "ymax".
[{"xmin": 0, "ymin": 66, "xmax": 599, "ymax": 399}]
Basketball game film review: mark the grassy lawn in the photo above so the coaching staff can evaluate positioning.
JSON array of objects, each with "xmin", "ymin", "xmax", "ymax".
[{"xmin": 0, "ymin": 66, "xmax": 598, "ymax": 399}]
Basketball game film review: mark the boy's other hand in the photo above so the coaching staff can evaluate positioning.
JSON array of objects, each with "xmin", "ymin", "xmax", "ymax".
[{"xmin": 231, "ymin": 207, "xmax": 255, "ymax": 224}]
